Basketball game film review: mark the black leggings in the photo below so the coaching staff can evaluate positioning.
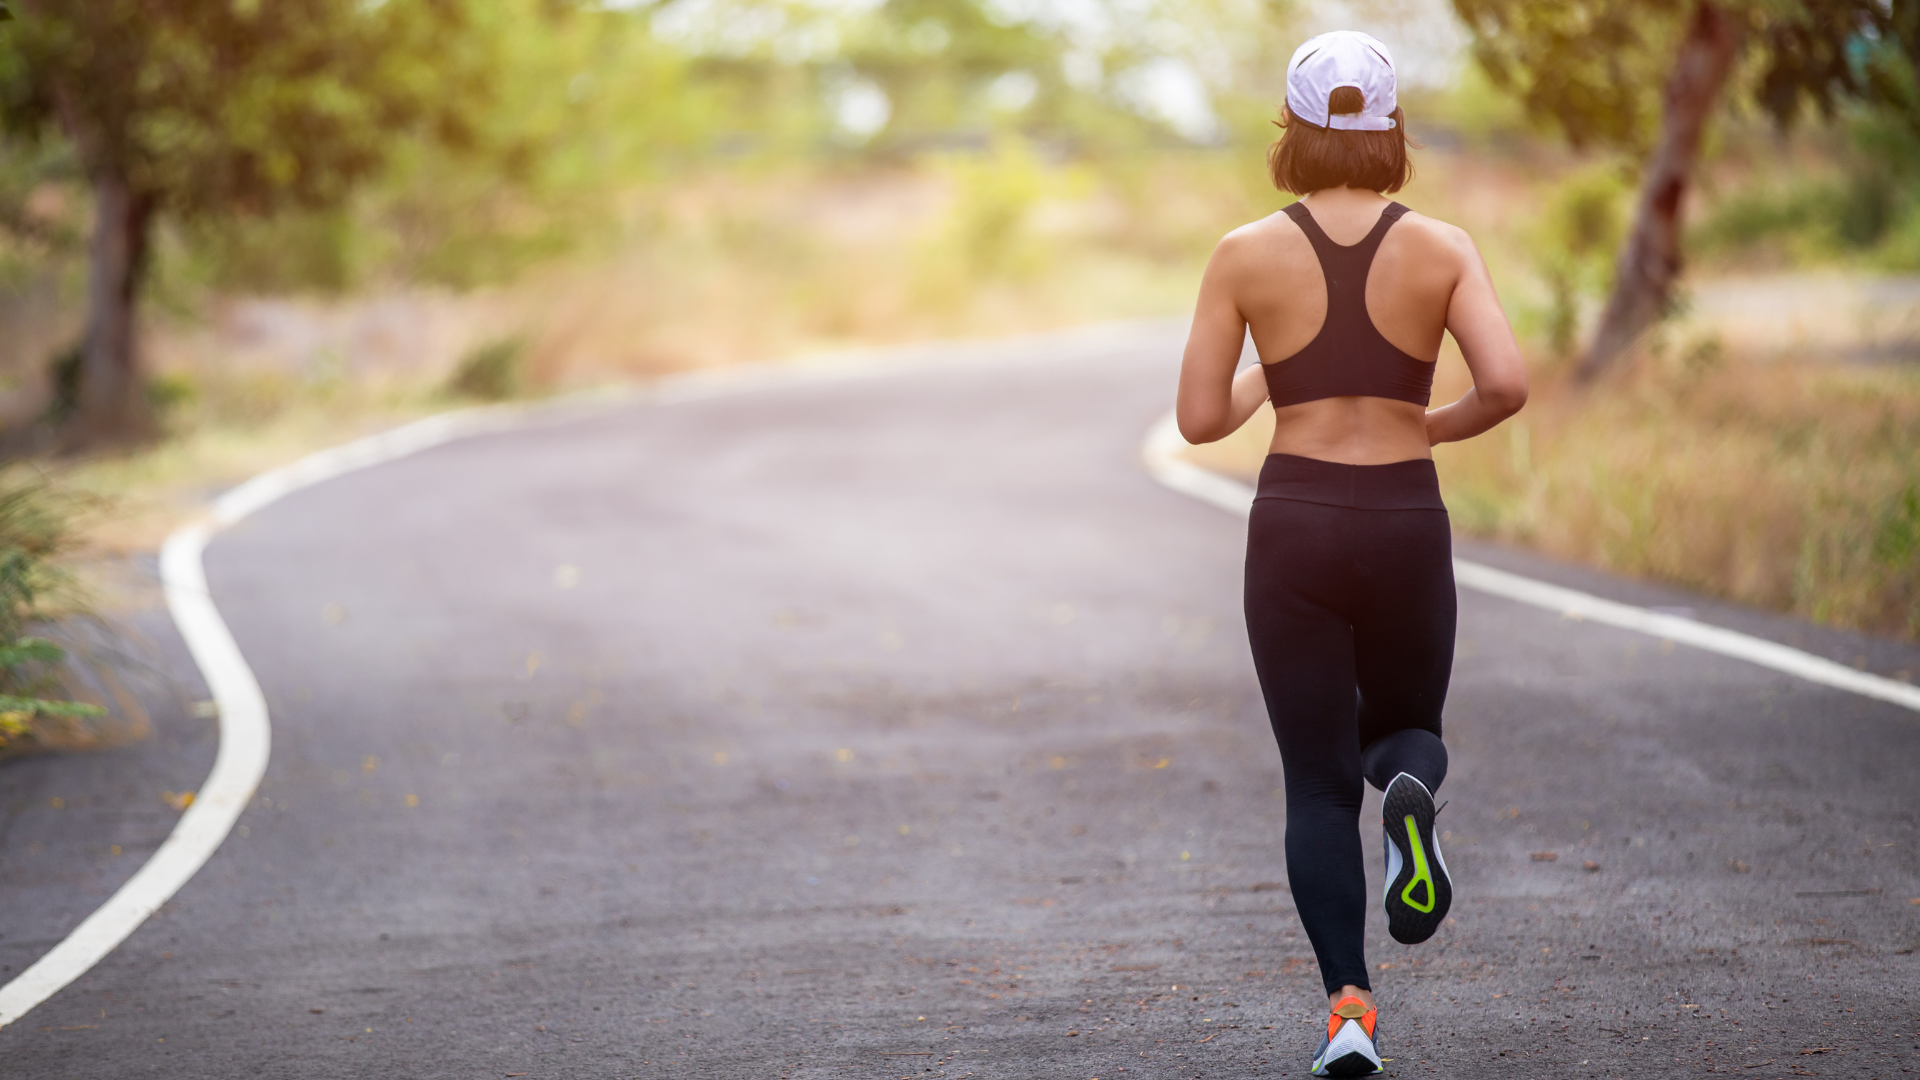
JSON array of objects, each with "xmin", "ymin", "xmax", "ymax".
[{"xmin": 1244, "ymin": 454, "xmax": 1455, "ymax": 996}]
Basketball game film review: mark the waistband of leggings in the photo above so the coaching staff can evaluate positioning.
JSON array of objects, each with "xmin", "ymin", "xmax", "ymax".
[{"xmin": 1253, "ymin": 453, "xmax": 1446, "ymax": 511}]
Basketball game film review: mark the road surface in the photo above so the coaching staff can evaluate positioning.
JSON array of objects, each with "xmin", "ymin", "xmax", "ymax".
[{"xmin": 3, "ymin": 328, "xmax": 1917, "ymax": 1078}]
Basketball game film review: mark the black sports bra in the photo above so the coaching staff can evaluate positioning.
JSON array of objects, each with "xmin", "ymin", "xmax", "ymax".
[{"xmin": 1260, "ymin": 201, "xmax": 1435, "ymax": 409}]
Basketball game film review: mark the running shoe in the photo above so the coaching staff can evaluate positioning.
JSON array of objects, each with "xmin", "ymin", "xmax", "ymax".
[
  {"xmin": 1311, "ymin": 996, "xmax": 1383, "ymax": 1076},
  {"xmin": 1382, "ymin": 771, "xmax": 1451, "ymax": 944}
]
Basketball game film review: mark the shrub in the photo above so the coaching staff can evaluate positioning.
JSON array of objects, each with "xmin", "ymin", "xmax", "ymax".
[
  {"xmin": 445, "ymin": 336, "xmax": 527, "ymax": 401},
  {"xmin": 1531, "ymin": 166, "xmax": 1630, "ymax": 357},
  {"xmin": 0, "ymin": 477, "xmax": 109, "ymax": 759}
]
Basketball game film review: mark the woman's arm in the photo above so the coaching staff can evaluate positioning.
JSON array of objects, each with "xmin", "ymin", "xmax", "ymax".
[
  {"xmin": 1177, "ymin": 235, "xmax": 1267, "ymax": 444},
  {"xmin": 1425, "ymin": 230, "xmax": 1528, "ymax": 446}
]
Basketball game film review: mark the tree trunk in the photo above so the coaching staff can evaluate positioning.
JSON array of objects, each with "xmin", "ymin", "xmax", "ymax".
[
  {"xmin": 72, "ymin": 169, "xmax": 156, "ymax": 446},
  {"xmin": 1576, "ymin": 1, "xmax": 1741, "ymax": 382}
]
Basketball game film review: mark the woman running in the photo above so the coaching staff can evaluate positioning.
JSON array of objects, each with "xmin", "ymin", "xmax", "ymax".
[{"xmin": 1175, "ymin": 30, "xmax": 1527, "ymax": 1077}]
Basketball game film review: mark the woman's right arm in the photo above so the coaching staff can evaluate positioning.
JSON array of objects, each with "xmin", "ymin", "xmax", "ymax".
[
  {"xmin": 1177, "ymin": 234, "xmax": 1267, "ymax": 444},
  {"xmin": 1425, "ymin": 229, "xmax": 1527, "ymax": 445}
]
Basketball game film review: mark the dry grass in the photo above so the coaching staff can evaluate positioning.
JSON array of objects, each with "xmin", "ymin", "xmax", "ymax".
[
  {"xmin": 1441, "ymin": 350, "xmax": 1920, "ymax": 639},
  {"xmin": 1188, "ymin": 337, "xmax": 1920, "ymax": 641}
]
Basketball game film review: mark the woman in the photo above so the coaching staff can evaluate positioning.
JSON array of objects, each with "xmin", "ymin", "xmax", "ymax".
[{"xmin": 1175, "ymin": 30, "xmax": 1527, "ymax": 1077}]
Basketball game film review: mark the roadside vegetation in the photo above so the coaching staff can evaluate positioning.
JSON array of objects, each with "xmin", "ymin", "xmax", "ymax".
[
  {"xmin": 0, "ymin": 0, "xmax": 1914, "ymax": 658},
  {"xmin": 0, "ymin": 475, "xmax": 150, "ymax": 760}
]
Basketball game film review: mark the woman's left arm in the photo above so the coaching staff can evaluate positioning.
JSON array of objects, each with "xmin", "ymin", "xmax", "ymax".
[
  {"xmin": 1425, "ymin": 228, "xmax": 1527, "ymax": 445},
  {"xmin": 1176, "ymin": 235, "xmax": 1268, "ymax": 444}
]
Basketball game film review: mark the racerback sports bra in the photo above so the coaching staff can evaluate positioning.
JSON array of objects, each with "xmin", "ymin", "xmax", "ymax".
[{"xmin": 1261, "ymin": 201, "xmax": 1435, "ymax": 409}]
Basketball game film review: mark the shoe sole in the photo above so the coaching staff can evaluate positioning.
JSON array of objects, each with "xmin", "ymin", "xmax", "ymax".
[
  {"xmin": 1312, "ymin": 1015, "xmax": 1384, "ymax": 1077},
  {"xmin": 1383, "ymin": 773, "xmax": 1451, "ymax": 945},
  {"xmin": 1313, "ymin": 1049, "xmax": 1384, "ymax": 1077}
]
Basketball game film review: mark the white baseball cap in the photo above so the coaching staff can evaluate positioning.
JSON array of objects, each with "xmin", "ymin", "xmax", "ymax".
[{"xmin": 1286, "ymin": 31, "xmax": 1398, "ymax": 131}]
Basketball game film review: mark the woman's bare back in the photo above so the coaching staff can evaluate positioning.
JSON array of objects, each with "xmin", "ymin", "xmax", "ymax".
[
  {"xmin": 1224, "ymin": 189, "xmax": 1464, "ymax": 462},
  {"xmin": 1178, "ymin": 187, "xmax": 1526, "ymax": 462}
]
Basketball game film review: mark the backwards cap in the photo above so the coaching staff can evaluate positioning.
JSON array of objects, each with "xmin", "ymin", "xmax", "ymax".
[{"xmin": 1286, "ymin": 30, "xmax": 1398, "ymax": 131}]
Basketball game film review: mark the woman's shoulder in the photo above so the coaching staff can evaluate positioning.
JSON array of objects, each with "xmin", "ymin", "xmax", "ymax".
[
  {"xmin": 1391, "ymin": 206, "xmax": 1478, "ymax": 260},
  {"xmin": 1214, "ymin": 209, "xmax": 1316, "ymax": 265}
]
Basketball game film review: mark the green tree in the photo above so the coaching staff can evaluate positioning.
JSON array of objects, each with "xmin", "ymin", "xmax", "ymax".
[
  {"xmin": 0, "ymin": 0, "xmax": 490, "ymax": 445},
  {"xmin": 1454, "ymin": 0, "xmax": 1920, "ymax": 380}
]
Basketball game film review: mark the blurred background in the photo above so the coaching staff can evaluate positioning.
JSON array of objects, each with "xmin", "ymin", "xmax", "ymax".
[{"xmin": 0, "ymin": 0, "xmax": 1916, "ymax": 755}]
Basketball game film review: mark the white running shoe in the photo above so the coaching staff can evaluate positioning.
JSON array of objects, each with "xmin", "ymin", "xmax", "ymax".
[
  {"xmin": 1382, "ymin": 771, "xmax": 1451, "ymax": 944},
  {"xmin": 1311, "ymin": 996, "xmax": 1383, "ymax": 1076}
]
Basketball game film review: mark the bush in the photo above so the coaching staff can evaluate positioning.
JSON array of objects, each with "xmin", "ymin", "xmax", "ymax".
[
  {"xmin": 1531, "ymin": 166, "xmax": 1630, "ymax": 357},
  {"xmin": 445, "ymin": 336, "xmax": 527, "ymax": 401},
  {"xmin": 1692, "ymin": 111, "xmax": 1920, "ymax": 270},
  {"xmin": 145, "ymin": 371, "xmax": 198, "ymax": 418},
  {"xmin": 0, "ymin": 477, "xmax": 111, "ymax": 759}
]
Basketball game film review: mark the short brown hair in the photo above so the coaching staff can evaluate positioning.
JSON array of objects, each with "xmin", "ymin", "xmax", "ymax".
[{"xmin": 1267, "ymin": 86, "xmax": 1413, "ymax": 195}]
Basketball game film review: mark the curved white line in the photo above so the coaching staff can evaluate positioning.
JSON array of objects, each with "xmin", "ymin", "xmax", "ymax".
[
  {"xmin": 0, "ymin": 523, "xmax": 266, "ymax": 1028},
  {"xmin": 0, "ymin": 405, "xmax": 543, "ymax": 1029},
  {"xmin": 0, "ymin": 319, "xmax": 1187, "ymax": 1030},
  {"xmin": 1142, "ymin": 412, "xmax": 1920, "ymax": 715}
]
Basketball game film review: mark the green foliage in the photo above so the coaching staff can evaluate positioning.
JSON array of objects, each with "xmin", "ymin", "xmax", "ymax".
[
  {"xmin": 446, "ymin": 336, "xmax": 527, "ymax": 401},
  {"xmin": 1451, "ymin": 0, "xmax": 1675, "ymax": 152},
  {"xmin": 0, "ymin": 477, "xmax": 72, "ymax": 644},
  {"xmin": 179, "ymin": 208, "xmax": 369, "ymax": 295},
  {"xmin": 1694, "ymin": 109, "xmax": 1920, "ymax": 266},
  {"xmin": 0, "ymin": 0, "xmax": 513, "ymax": 435},
  {"xmin": 0, "ymin": 134, "xmax": 79, "ymax": 280},
  {"xmin": 145, "ymin": 370, "xmax": 197, "ymax": 417},
  {"xmin": 1451, "ymin": 0, "xmax": 1920, "ymax": 155},
  {"xmin": 0, "ymin": 0, "xmax": 493, "ymax": 219},
  {"xmin": 0, "ymin": 477, "xmax": 102, "ymax": 751},
  {"xmin": 1532, "ymin": 166, "xmax": 1631, "ymax": 355},
  {"xmin": 1875, "ymin": 482, "xmax": 1920, "ymax": 567},
  {"xmin": 154, "ymin": 3, "xmax": 723, "ymax": 294}
]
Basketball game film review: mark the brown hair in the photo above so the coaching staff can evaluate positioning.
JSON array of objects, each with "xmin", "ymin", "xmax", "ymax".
[{"xmin": 1267, "ymin": 86, "xmax": 1413, "ymax": 195}]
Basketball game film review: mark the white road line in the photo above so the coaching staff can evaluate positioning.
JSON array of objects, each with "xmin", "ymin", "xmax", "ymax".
[
  {"xmin": 0, "ymin": 403, "xmax": 552, "ymax": 1029},
  {"xmin": 1142, "ymin": 413, "xmax": 1920, "ymax": 715},
  {"xmin": 0, "ymin": 318, "xmax": 1187, "ymax": 1031},
  {"xmin": 0, "ymin": 524, "xmax": 263, "ymax": 1029}
]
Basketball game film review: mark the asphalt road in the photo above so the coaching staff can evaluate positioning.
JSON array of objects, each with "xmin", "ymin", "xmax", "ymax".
[{"xmin": 3, "ymin": 330, "xmax": 1918, "ymax": 1079}]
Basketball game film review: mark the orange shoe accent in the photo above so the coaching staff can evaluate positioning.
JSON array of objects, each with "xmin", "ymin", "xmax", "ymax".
[{"xmin": 1327, "ymin": 997, "xmax": 1377, "ymax": 1040}]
